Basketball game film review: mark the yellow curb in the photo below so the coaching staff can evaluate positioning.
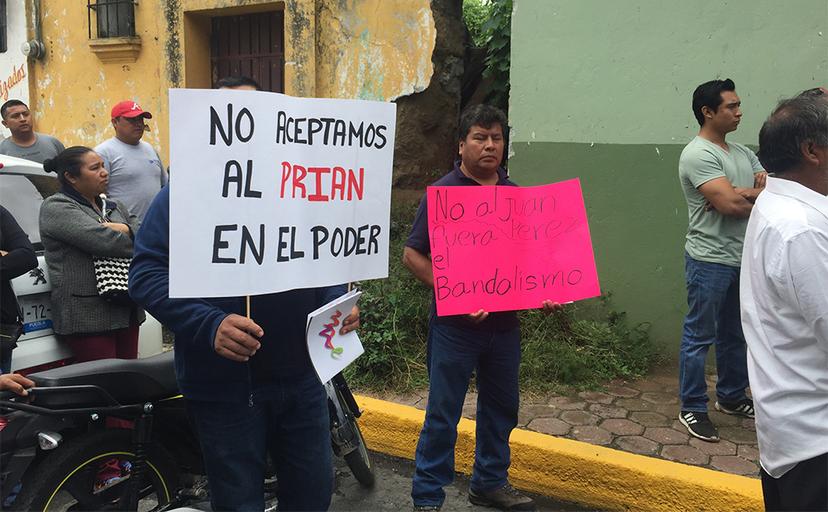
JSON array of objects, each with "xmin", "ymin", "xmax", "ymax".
[{"xmin": 355, "ymin": 395, "xmax": 763, "ymax": 512}]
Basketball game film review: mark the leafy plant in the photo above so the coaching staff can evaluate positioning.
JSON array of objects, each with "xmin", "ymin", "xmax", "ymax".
[
  {"xmin": 519, "ymin": 296, "xmax": 656, "ymax": 391},
  {"xmin": 463, "ymin": 0, "xmax": 492, "ymax": 47},
  {"xmin": 480, "ymin": 0, "xmax": 512, "ymax": 110},
  {"xmin": 345, "ymin": 199, "xmax": 432, "ymax": 391}
]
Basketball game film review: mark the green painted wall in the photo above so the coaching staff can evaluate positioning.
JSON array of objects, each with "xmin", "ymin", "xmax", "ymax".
[{"xmin": 509, "ymin": 0, "xmax": 828, "ymax": 355}]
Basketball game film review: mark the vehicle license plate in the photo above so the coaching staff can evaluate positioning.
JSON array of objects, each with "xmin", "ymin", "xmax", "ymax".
[{"xmin": 18, "ymin": 293, "xmax": 54, "ymax": 334}]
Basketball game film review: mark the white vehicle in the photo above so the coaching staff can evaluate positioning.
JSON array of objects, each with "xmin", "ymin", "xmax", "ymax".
[{"xmin": 0, "ymin": 154, "xmax": 163, "ymax": 373}]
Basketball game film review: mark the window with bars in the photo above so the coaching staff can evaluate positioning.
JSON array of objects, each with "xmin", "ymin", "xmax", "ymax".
[
  {"xmin": 87, "ymin": 0, "xmax": 136, "ymax": 39},
  {"xmin": 210, "ymin": 12, "xmax": 285, "ymax": 93}
]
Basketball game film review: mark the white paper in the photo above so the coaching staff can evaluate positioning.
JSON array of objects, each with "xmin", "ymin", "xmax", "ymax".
[
  {"xmin": 168, "ymin": 88, "xmax": 396, "ymax": 298},
  {"xmin": 306, "ymin": 290, "xmax": 363, "ymax": 384}
]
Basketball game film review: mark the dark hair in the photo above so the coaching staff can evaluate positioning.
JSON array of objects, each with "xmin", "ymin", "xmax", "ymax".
[
  {"xmin": 758, "ymin": 95, "xmax": 828, "ymax": 174},
  {"xmin": 1, "ymin": 99, "xmax": 28, "ymax": 119},
  {"xmin": 458, "ymin": 104, "xmax": 507, "ymax": 141},
  {"xmin": 215, "ymin": 76, "xmax": 261, "ymax": 90},
  {"xmin": 798, "ymin": 87, "xmax": 826, "ymax": 98},
  {"xmin": 691, "ymin": 79, "xmax": 736, "ymax": 126},
  {"xmin": 43, "ymin": 146, "xmax": 96, "ymax": 184}
]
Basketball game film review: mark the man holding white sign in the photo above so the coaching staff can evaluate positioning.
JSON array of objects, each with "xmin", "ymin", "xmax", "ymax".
[
  {"xmin": 129, "ymin": 78, "xmax": 382, "ymax": 511},
  {"xmin": 403, "ymin": 105, "xmax": 561, "ymax": 512}
]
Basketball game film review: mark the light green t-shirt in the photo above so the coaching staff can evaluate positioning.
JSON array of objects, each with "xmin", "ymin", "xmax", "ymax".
[{"xmin": 679, "ymin": 136, "xmax": 763, "ymax": 267}]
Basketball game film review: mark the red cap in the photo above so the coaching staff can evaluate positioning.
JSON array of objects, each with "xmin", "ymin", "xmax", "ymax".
[{"xmin": 111, "ymin": 100, "xmax": 152, "ymax": 120}]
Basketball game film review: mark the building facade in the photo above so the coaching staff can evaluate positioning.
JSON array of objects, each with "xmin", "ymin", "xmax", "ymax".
[
  {"xmin": 12, "ymin": 0, "xmax": 437, "ymax": 161},
  {"xmin": 0, "ymin": 0, "xmax": 33, "ymax": 137},
  {"xmin": 508, "ymin": 0, "xmax": 828, "ymax": 352}
]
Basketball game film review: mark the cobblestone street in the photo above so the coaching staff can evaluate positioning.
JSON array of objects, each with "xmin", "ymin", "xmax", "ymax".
[{"xmin": 370, "ymin": 366, "xmax": 760, "ymax": 478}]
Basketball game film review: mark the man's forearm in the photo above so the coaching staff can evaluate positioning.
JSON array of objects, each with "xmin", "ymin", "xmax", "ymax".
[
  {"xmin": 722, "ymin": 198, "xmax": 754, "ymax": 218},
  {"xmin": 708, "ymin": 192, "xmax": 756, "ymax": 218},
  {"xmin": 402, "ymin": 246, "xmax": 434, "ymax": 288}
]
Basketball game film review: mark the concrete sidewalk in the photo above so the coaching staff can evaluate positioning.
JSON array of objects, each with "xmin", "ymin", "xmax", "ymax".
[
  {"xmin": 355, "ymin": 391, "xmax": 762, "ymax": 511},
  {"xmin": 368, "ymin": 367, "xmax": 759, "ymax": 478}
]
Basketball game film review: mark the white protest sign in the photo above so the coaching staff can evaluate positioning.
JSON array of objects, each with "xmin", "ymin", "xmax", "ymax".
[
  {"xmin": 306, "ymin": 289, "xmax": 364, "ymax": 384},
  {"xmin": 168, "ymin": 89, "xmax": 396, "ymax": 298}
]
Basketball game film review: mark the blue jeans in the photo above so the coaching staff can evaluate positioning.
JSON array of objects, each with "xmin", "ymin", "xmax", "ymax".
[
  {"xmin": 186, "ymin": 371, "xmax": 332, "ymax": 512},
  {"xmin": 1, "ymin": 350, "xmax": 11, "ymax": 374},
  {"xmin": 679, "ymin": 254, "xmax": 749, "ymax": 412},
  {"xmin": 411, "ymin": 322, "xmax": 520, "ymax": 507}
]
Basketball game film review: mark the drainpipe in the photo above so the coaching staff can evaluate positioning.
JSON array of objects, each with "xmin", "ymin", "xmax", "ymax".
[
  {"xmin": 22, "ymin": 0, "xmax": 46, "ymax": 60},
  {"xmin": 33, "ymin": 0, "xmax": 42, "ymax": 41}
]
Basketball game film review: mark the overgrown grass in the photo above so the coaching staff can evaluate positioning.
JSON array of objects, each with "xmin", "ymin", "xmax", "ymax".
[
  {"xmin": 346, "ymin": 199, "xmax": 432, "ymax": 391},
  {"xmin": 346, "ymin": 198, "xmax": 658, "ymax": 393},
  {"xmin": 518, "ymin": 297, "xmax": 655, "ymax": 393}
]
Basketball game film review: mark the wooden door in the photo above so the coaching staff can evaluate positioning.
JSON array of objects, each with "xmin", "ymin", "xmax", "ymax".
[{"xmin": 211, "ymin": 11, "xmax": 284, "ymax": 92}]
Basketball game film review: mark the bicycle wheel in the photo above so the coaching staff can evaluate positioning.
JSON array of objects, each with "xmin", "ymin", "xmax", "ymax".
[
  {"xmin": 11, "ymin": 429, "xmax": 179, "ymax": 512},
  {"xmin": 342, "ymin": 418, "xmax": 375, "ymax": 488}
]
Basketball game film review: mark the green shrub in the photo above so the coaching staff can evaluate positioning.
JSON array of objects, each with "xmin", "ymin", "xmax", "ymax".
[
  {"xmin": 346, "ymin": 199, "xmax": 432, "ymax": 391},
  {"xmin": 463, "ymin": 0, "xmax": 492, "ymax": 47},
  {"xmin": 481, "ymin": 0, "xmax": 512, "ymax": 110},
  {"xmin": 347, "ymin": 198, "xmax": 658, "ymax": 393},
  {"xmin": 518, "ymin": 296, "xmax": 655, "ymax": 392}
]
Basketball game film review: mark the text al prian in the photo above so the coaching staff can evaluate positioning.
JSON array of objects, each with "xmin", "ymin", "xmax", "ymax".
[
  {"xmin": 219, "ymin": 159, "xmax": 365, "ymax": 202},
  {"xmin": 211, "ymin": 224, "xmax": 382, "ymax": 264}
]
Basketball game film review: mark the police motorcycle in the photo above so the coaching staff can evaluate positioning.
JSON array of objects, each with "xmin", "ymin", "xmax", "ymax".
[{"xmin": 0, "ymin": 351, "xmax": 373, "ymax": 511}]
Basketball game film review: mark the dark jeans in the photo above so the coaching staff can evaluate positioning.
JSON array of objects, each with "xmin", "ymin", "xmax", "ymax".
[
  {"xmin": 411, "ymin": 322, "xmax": 520, "ymax": 508},
  {"xmin": 186, "ymin": 371, "xmax": 332, "ymax": 512},
  {"xmin": 679, "ymin": 254, "xmax": 749, "ymax": 412},
  {"xmin": 0, "ymin": 349, "xmax": 11, "ymax": 374},
  {"xmin": 760, "ymin": 452, "xmax": 828, "ymax": 511}
]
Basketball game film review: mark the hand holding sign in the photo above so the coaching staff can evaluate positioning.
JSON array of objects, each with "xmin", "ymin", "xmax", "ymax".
[
  {"xmin": 541, "ymin": 300, "xmax": 566, "ymax": 313},
  {"xmin": 340, "ymin": 305, "xmax": 360, "ymax": 334},
  {"xmin": 214, "ymin": 314, "xmax": 263, "ymax": 362},
  {"xmin": 427, "ymin": 179, "xmax": 600, "ymax": 316}
]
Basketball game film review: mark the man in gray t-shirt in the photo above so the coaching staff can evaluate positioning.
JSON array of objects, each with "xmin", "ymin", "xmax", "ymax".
[
  {"xmin": 95, "ymin": 100, "xmax": 168, "ymax": 222},
  {"xmin": 0, "ymin": 100, "xmax": 65, "ymax": 163},
  {"xmin": 676, "ymin": 79, "xmax": 766, "ymax": 444}
]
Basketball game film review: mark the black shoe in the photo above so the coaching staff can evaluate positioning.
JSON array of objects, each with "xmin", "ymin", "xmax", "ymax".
[
  {"xmin": 469, "ymin": 483, "xmax": 536, "ymax": 511},
  {"xmin": 715, "ymin": 399, "xmax": 754, "ymax": 418},
  {"xmin": 679, "ymin": 411, "xmax": 719, "ymax": 442}
]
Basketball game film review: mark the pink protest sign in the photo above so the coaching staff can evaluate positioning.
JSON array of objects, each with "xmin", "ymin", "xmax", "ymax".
[{"xmin": 427, "ymin": 179, "xmax": 600, "ymax": 316}]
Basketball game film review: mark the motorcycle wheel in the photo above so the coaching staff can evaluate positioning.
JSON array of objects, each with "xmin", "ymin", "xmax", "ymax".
[
  {"xmin": 11, "ymin": 429, "xmax": 179, "ymax": 512},
  {"xmin": 342, "ymin": 419, "xmax": 375, "ymax": 488}
]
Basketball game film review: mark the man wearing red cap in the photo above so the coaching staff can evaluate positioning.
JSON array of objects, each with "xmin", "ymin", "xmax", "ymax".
[{"xmin": 94, "ymin": 100, "xmax": 167, "ymax": 222}]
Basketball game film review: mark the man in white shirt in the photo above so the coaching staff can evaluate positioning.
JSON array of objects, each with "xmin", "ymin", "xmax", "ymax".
[
  {"xmin": 95, "ymin": 101, "xmax": 167, "ymax": 222},
  {"xmin": 740, "ymin": 91, "xmax": 828, "ymax": 511}
]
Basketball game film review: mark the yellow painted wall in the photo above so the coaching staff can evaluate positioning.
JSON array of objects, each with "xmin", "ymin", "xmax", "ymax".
[
  {"xmin": 31, "ymin": 1, "xmax": 169, "ymax": 153},
  {"xmin": 315, "ymin": 0, "xmax": 435, "ymax": 101},
  {"xmin": 26, "ymin": 0, "xmax": 435, "ymax": 163}
]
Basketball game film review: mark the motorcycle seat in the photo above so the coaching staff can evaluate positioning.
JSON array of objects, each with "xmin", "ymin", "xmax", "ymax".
[{"xmin": 28, "ymin": 350, "xmax": 179, "ymax": 407}]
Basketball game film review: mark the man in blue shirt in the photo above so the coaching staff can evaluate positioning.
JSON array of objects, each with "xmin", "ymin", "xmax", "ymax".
[
  {"xmin": 404, "ymin": 105, "xmax": 559, "ymax": 512},
  {"xmin": 129, "ymin": 77, "xmax": 357, "ymax": 511}
]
